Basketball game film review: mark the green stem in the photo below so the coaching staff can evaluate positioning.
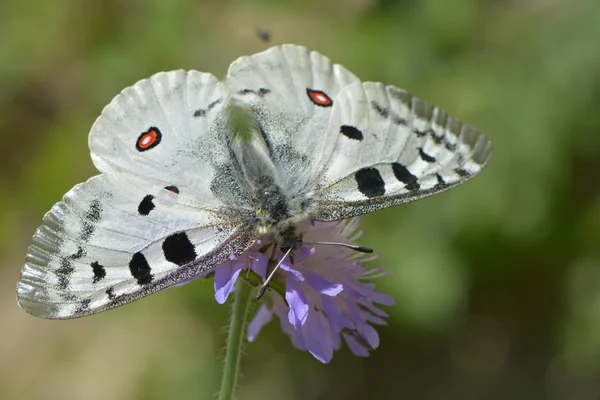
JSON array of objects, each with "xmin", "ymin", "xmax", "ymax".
[{"xmin": 218, "ymin": 280, "xmax": 253, "ymax": 400}]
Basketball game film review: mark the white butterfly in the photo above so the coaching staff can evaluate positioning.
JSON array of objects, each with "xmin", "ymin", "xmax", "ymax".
[{"xmin": 17, "ymin": 44, "xmax": 492, "ymax": 319}]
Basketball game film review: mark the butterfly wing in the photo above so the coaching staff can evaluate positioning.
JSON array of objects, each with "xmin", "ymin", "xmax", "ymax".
[
  {"xmin": 18, "ymin": 70, "xmax": 258, "ymax": 319},
  {"xmin": 89, "ymin": 69, "xmax": 252, "ymax": 209},
  {"xmin": 226, "ymin": 44, "xmax": 361, "ymax": 194},
  {"xmin": 311, "ymin": 82, "xmax": 492, "ymax": 220},
  {"xmin": 17, "ymin": 173, "xmax": 255, "ymax": 319},
  {"xmin": 227, "ymin": 45, "xmax": 491, "ymax": 220}
]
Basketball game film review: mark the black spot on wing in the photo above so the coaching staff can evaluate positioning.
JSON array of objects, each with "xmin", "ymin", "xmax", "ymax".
[
  {"xmin": 238, "ymin": 88, "xmax": 271, "ymax": 96},
  {"xmin": 86, "ymin": 200, "xmax": 101, "ymax": 222},
  {"xmin": 355, "ymin": 168, "xmax": 386, "ymax": 198},
  {"xmin": 455, "ymin": 168, "xmax": 470, "ymax": 177},
  {"xmin": 91, "ymin": 261, "xmax": 106, "ymax": 284},
  {"xmin": 163, "ymin": 232, "xmax": 197, "ymax": 266},
  {"xmin": 106, "ymin": 287, "xmax": 116, "ymax": 301},
  {"xmin": 129, "ymin": 252, "xmax": 153, "ymax": 285},
  {"xmin": 413, "ymin": 128, "xmax": 430, "ymax": 138},
  {"xmin": 371, "ymin": 101, "xmax": 407, "ymax": 125},
  {"xmin": 75, "ymin": 299, "xmax": 91, "ymax": 315},
  {"xmin": 194, "ymin": 98, "xmax": 223, "ymax": 117},
  {"xmin": 80, "ymin": 223, "xmax": 94, "ymax": 243},
  {"xmin": 340, "ymin": 125, "xmax": 364, "ymax": 141},
  {"xmin": 164, "ymin": 185, "xmax": 179, "ymax": 194},
  {"xmin": 208, "ymin": 99, "xmax": 222, "ymax": 109},
  {"xmin": 138, "ymin": 195, "xmax": 155, "ymax": 216},
  {"xmin": 371, "ymin": 101, "xmax": 389, "ymax": 118},
  {"xmin": 392, "ymin": 115, "xmax": 408, "ymax": 126},
  {"xmin": 430, "ymin": 131, "xmax": 444, "ymax": 145},
  {"xmin": 392, "ymin": 163, "xmax": 420, "ymax": 191},
  {"xmin": 57, "ymin": 257, "xmax": 74, "ymax": 290},
  {"xmin": 445, "ymin": 142, "xmax": 457, "ymax": 152},
  {"xmin": 71, "ymin": 246, "xmax": 85, "ymax": 260},
  {"xmin": 413, "ymin": 126, "xmax": 462, "ymax": 155},
  {"xmin": 418, "ymin": 148, "xmax": 436, "ymax": 163},
  {"xmin": 80, "ymin": 199, "xmax": 102, "ymax": 243},
  {"xmin": 434, "ymin": 173, "xmax": 447, "ymax": 190}
]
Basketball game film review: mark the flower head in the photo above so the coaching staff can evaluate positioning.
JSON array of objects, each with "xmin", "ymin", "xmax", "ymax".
[{"xmin": 213, "ymin": 218, "xmax": 394, "ymax": 363}]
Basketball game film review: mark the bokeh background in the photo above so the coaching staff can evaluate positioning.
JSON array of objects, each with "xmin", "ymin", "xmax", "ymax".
[{"xmin": 2, "ymin": 0, "xmax": 599, "ymax": 399}]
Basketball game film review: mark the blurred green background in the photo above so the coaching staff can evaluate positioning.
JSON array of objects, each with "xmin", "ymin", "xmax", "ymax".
[{"xmin": 2, "ymin": 0, "xmax": 599, "ymax": 399}]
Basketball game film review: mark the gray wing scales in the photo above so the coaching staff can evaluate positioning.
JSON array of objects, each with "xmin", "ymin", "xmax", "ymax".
[
  {"xmin": 226, "ymin": 45, "xmax": 360, "ymax": 193},
  {"xmin": 89, "ymin": 70, "xmax": 252, "ymax": 208},
  {"xmin": 312, "ymin": 82, "xmax": 492, "ymax": 221},
  {"xmin": 17, "ymin": 173, "xmax": 256, "ymax": 319},
  {"xmin": 226, "ymin": 45, "xmax": 491, "ymax": 220}
]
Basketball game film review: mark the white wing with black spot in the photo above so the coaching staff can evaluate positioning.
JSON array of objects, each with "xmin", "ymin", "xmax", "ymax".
[
  {"xmin": 89, "ymin": 69, "xmax": 252, "ymax": 209},
  {"xmin": 226, "ymin": 45, "xmax": 360, "ymax": 194},
  {"xmin": 312, "ymin": 82, "xmax": 491, "ymax": 220},
  {"xmin": 17, "ymin": 173, "xmax": 255, "ymax": 319},
  {"xmin": 226, "ymin": 45, "xmax": 491, "ymax": 220}
]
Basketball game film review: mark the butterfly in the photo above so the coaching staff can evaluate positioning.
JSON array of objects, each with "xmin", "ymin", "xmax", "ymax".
[{"xmin": 17, "ymin": 44, "xmax": 492, "ymax": 319}]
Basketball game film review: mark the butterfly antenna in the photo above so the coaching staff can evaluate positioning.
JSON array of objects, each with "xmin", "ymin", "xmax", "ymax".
[
  {"xmin": 256, "ymin": 246, "xmax": 293, "ymax": 299},
  {"xmin": 303, "ymin": 241, "xmax": 373, "ymax": 253}
]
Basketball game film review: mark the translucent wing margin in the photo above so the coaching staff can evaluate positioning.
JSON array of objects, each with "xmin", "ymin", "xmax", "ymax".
[
  {"xmin": 312, "ymin": 82, "xmax": 492, "ymax": 221},
  {"xmin": 17, "ymin": 173, "xmax": 255, "ymax": 319}
]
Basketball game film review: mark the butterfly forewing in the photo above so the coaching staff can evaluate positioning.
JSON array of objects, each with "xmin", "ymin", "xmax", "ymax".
[
  {"xmin": 89, "ymin": 70, "xmax": 251, "ymax": 206},
  {"xmin": 227, "ymin": 45, "xmax": 360, "ymax": 192}
]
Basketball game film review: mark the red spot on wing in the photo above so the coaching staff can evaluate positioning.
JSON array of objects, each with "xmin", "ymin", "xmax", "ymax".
[
  {"xmin": 136, "ymin": 127, "xmax": 162, "ymax": 152},
  {"xmin": 306, "ymin": 89, "xmax": 333, "ymax": 107},
  {"xmin": 164, "ymin": 185, "xmax": 179, "ymax": 194}
]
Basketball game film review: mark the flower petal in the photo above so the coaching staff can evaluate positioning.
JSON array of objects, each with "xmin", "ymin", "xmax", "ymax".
[
  {"xmin": 279, "ymin": 260, "xmax": 304, "ymax": 281},
  {"xmin": 357, "ymin": 323, "xmax": 380, "ymax": 349},
  {"xmin": 321, "ymin": 296, "xmax": 354, "ymax": 333},
  {"xmin": 304, "ymin": 270, "xmax": 343, "ymax": 296},
  {"xmin": 370, "ymin": 292, "xmax": 395, "ymax": 306},
  {"xmin": 272, "ymin": 295, "xmax": 307, "ymax": 350},
  {"xmin": 342, "ymin": 333, "xmax": 370, "ymax": 357},
  {"xmin": 214, "ymin": 261, "xmax": 244, "ymax": 304},
  {"xmin": 249, "ymin": 252, "xmax": 269, "ymax": 279},
  {"xmin": 247, "ymin": 304, "xmax": 273, "ymax": 342},
  {"xmin": 303, "ymin": 311, "xmax": 334, "ymax": 363},
  {"xmin": 358, "ymin": 298, "xmax": 390, "ymax": 318},
  {"xmin": 285, "ymin": 277, "xmax": 309, "ymax": 328},
  {"xmin": 295, "ymin": 247, "xmax": 315, "ymax": 263}
]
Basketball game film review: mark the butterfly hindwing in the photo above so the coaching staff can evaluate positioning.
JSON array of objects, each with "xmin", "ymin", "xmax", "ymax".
[
  {"xmin": 312, "ymin": 82, "xmax": 491, "ymax": 220},
  {"xmin": 17, "ymin": 173, "xmax": 255, "ymax": 319}
]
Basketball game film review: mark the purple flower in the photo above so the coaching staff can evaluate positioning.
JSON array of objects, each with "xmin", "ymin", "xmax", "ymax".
[{"xmin": 213, "ymin": 218, "xmax": 394, "ymax": 363}]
